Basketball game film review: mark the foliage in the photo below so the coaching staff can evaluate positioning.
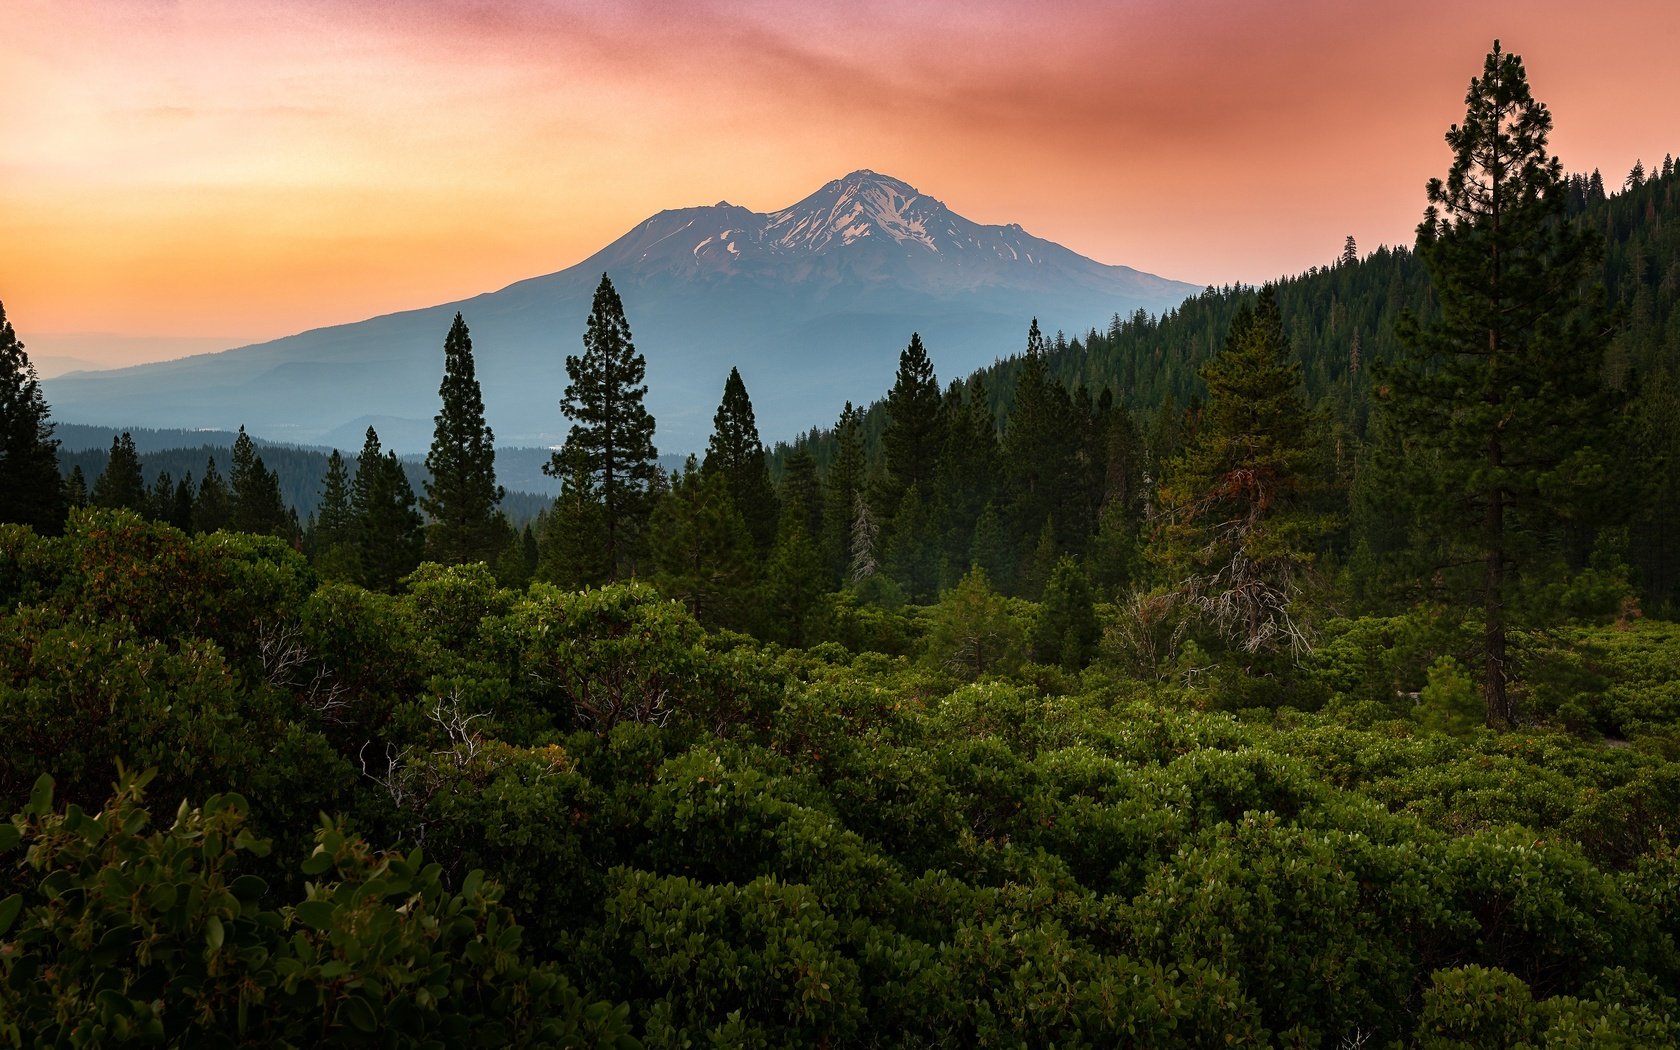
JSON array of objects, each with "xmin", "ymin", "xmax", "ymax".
[{"xmin": 0, "ymin": 771, "xmax": 637, "ymax": 1048}]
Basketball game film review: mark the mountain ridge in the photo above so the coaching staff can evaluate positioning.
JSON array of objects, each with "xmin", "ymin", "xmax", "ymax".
[{"xmin": 45, "ymin": 171, "xmax": 1201, "ymax": 453}]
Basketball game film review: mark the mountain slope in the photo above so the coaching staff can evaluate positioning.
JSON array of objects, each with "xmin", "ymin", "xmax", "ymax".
[{"xmin": 45, "ymin": 171, "xmax": 1200, "ymax": 453}]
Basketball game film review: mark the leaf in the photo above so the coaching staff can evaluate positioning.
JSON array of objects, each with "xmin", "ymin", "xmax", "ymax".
[
  {"xmin": 206, "ymin": 914, "xmax": 225, "ymax": 950},
  {"xmin": 301, "ymin": 850, "xmax": 334, "ymax": 876},
  {"xmin": 295, "ymin": 900, "xmax": 336, "ymax": 931},
  {"xmin": 230, "ymin": 875, "xmax": 268, "ymax": 902},
  {"xmin": 341, "ymin": 995, "xmax": 378, "ymax": 1033},
  {"xmin": 27, "ymin": 775, "xmax": 53, "ymax": 816},
  {"xmin": 0, "ymin": 893, "xmax": 22, "ymax": 937},
  {"xmin": 0, "ymin": 824, "xmax": 20, "ymax": 852}
]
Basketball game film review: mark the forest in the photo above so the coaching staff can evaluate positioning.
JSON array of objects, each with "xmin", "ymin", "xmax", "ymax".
[{"xmin": 2, "ymin": 43, "xmax": 1680, "ymax": 1047}]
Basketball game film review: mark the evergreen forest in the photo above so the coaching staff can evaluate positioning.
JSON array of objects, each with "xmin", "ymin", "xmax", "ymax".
[{"xmin": 3, "ymin": 43, "xmax": 1680, "ymax": 1047}]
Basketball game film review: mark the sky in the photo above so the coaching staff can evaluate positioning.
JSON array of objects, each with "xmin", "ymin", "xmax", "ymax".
[{"xmin": 4, "ymin": 0, "xmax": 1677, "ymax": 372}]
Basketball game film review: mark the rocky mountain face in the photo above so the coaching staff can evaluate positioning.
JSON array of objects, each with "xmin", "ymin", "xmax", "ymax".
[{"xmin": 46, "ymin": 171, "xmax": 1200, "ymax": 453}]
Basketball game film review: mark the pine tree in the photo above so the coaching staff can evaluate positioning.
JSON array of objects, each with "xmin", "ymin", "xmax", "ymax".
[
  {"xmin": 315, "ymin": 450, "xmax": 354, "ymax": 548},
  {"xmin": 1151, "ymin": 288, "xmax": 1331, "ymax": 657},
  {"xmin": 422, "ymin": 313, "xmax": 505, "ymax": 564},
  {"xmin": 779, "ymin": 445, "xmax": 823, "ymax": 548},
  {"xmin": 63, "ymin": 465, "xmax": 87, "ymax": 510},
  {"xmin": 228, "ymin": 427, "xmax": 288, "ymax": 536},
  {"xmin": 932, "ymin": 376, "xmax": 1000, "ymax": 580},
  {"xmin": 90, "ymin": 433, "xmax": 146, "ymax": 512},
  {"xmin": 351, "ymin": 427, "xmax": 424, "ymax": 592},
  {"xmin": 702, "ymin": 367, "xmax": 777, "ymax": 550},
  {"xmin": 761, "ymin": 500, "xmax": 829, "ymax": 647},
  {"xmin": 0, "ymin": 301, "xmax": 66, "ymax": 533},
  {"xmin": 169, "ymin": 474, "xmax": 195, "ymax": 533},
  {"xmin": 1380, "ymin": 41, "xmax": 1625, "ymax": 727},
  {"xmin": 881, "ymin": 332, "xmax": 943, "ymax": 508},
  {"xmin": 1002, "ymin": 319, "xmax": 1080, "ymax": 557},
  {"xmin": 147, "ymin": 470, "xmax": 175, "ymax": 524},
  {"xmin": 823, "ymin": 402, "xmax": 867, "ymax": 582},
  {"xmin": 648, "ymin": 458, "xmax": 755, "ymax": 628},
  {"xmin": 194, "ymin": 458, "xmax": 230, "ymax": 533},
  {"xmin": 882, "ymin": 482, "xmax": 935, "ymax": 603},
  {"xmin": 1032, "ymin": 556, "xmax": 1099, "ymax": 671},
  {"xmin": 548, "ymin": 274, "xmax": 659, "ymax": 579},
  {"xmin": 537, "ymin": 442, "xmax": 610, "ymax": 588}
]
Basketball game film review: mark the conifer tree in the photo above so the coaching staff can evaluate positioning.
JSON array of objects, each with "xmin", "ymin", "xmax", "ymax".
[
  {"xmin": 970, "ymin": 502, "xmax": 1013, "ymax": 588},
  {"xmin": 194, "ymin": 458, "xmax": 230, "ymax": 534},
  {"xmin": 228, "ymin": 427, "xmax": 288, "ymax": 536},
  {"xmin": 1002, "ymin": 319, "xmax": 1080, "ymax": 555},
  {"xmin": 1151, "ymin": 288, "xmax": 1330, "ymax": 657},
  {"xmin": 315, "ymin": 450, "xmax": 354, "ymax": 548},
  {"xmin": 648, "ymin": 458, "xmax": 755, "ymax": 628},
  {"xmin": 351, "ymin": 427, "xmax": 424, "ymax": 592},
  {"xmin": 169, "ymin": 474, "xmax": 194, "ymax": 533},
  {"xmin": 823, "ymin": 402, "xmax": 867, "ymax": 582},
  {"xmin": 63, "ymin": 466, "xmax": 87, "ymax": 511},
  {"xmin": 91, "ymin": 433, "xmax": 146, "ymax": 512},
  {"xmin": 549, "ymin": 274, "xmax": 659, "ymax": 579},
  {"xmin": 881, "ymin": 332, "xmax": 943, "ymax": 507},
  {"xmin": 933, "ymin": 376, "xmax": 1000, "ymax": 579},
  {"xmin": 537, "ymin": 442, "xmax": 610, "ymax": 588},
  {"xmin": 702, "ymin": 367, "xmax": 777, "ymax": 551},
  {"xmin": 1380, "ymin": 41, "xmax": 1625, "ymax": 726},
  {"xmin": 0, "ymin": 301, "xmax": 66, "ymax": 533},
  {"xmin": 147, "ymin": 470, "xmax": 175, "ymax": 524},
  {"xmin": 761, "ymin": 500, "xmax": 829, "ymax": 647},
  {"xmin": 422, "ymin": 313, "xmax": 505, "ymax": 564},
  {"xmin": 883, "ymin": 482, "xmax": 935, "ymax": 603},
  {"xmin": 779, "ymin": 445, "xmax": 823, "ymax": 548},
  {"xmin": 1032, "ymin": 556, "xmax": 1099, "ymax": 671}
]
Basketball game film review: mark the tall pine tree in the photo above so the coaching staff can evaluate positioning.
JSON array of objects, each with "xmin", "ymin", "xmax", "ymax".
[
  {"xmin": 0, "ymin": 301, "xmax": 66, "ymax": 533},
  {"xmin": 423, "ymin": 313, "xmax": 505, "ymax": 564},
  {"xmin": 702, "ymin": 367, "xmax": 777, "ymax": 551},
  {"xmin": 549, "ymin": 274, "xmax": 659, "ymax": 579},
  {"xmin": 1380, "ymin": 42, "xmax": 1625, "ymax": 727}
]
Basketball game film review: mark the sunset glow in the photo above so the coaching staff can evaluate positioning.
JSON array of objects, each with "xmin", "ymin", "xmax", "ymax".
[{"xmin": 5, "ymin": 0, "xmax": 1676, "ymax": 366}]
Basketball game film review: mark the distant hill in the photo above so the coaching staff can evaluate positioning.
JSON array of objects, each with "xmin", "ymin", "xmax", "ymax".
[{"xmin": 42, "ymin": 170, "xmax": 1200, "ymax": 455}]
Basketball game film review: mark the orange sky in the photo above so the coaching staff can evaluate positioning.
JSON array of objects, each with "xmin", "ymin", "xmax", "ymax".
[{"xmin": 4, "ymin": 0, "xmax": 1677, "ymax": 369}]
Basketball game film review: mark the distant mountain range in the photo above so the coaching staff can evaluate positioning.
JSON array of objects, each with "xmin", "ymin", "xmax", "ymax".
[{"xmin": 44, "ymin": 170, "xmax": 1201, "ymax": 453}]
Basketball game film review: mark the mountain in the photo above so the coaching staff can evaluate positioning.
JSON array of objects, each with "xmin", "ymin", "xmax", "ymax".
[{"xmin": 44, "ymin": 170, "xmax": 1201, "ymax": 453}]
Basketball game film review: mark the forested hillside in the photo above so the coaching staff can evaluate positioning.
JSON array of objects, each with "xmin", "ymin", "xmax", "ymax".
[{"xmin": 4, "ymin": 44, "xmax": 1680, "ymax": 1047}]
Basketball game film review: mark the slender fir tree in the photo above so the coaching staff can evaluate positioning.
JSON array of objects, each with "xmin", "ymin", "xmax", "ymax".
[
  {"xmin": 823, "ymin": 402, "xmax": 867, "ymax": 582},
  {"xmin": 0, "ymin": 301, "xmax": 66, "ymax": 532},
  {"xmin": 702, "ymin": 367, "xmax": 777, "ymax": 550},
  {"xmin": 881, "ymin": 332, "xmax": 943, "ymax": 508},
  {"xmin": 351, "ymin": 427, "xmax": 424, "ymax": 592},
  {"xmin": 423, "ymin": 313, "xmax": 505, "ymax": 564},
  {"xmin": 548, "ymin": 274, "xmax": 659, "ymax": 578},
  {"xmin": 90, "ymin": 433, "xmax": 146, "ymax": 513},
  {"xmin": 194, "ymin": 457, "xmax": 230, "ymax": 534},
  {"xmin": 229, "ymin": 427, "xmax": 288, "ymax": 536}
]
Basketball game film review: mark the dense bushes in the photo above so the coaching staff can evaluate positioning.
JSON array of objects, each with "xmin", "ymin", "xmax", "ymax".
[{"xmin": 4, "ymin": 511, "xmax": 1680, "ymax": 1044}]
